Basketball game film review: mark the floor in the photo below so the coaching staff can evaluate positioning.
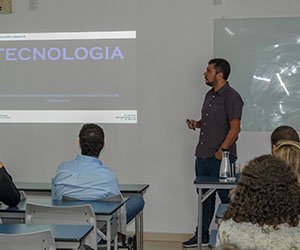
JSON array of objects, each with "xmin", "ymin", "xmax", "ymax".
[
  {"xmin": 144, "ymin": 241, "xmax": 210, "ymax": 250},
  {"xmin": 98, "ymin": 241, "xmax": 210, "ymax": 250}
]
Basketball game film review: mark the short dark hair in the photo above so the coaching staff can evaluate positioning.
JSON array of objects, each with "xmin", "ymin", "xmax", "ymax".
[
  {"xmin": 223, "ymin": 154, "xmax": 300, "ymax": 228},
  {"xmin": 79, "ymin": 124, "xmax": 104, "ymax": 157},
  {"xmin": 271, "ymin": 126, "xmax": 299, "ymax": 145},
  {"xmin": 209, "ymin": 58, "xmax": 231, "ymax": 80}
]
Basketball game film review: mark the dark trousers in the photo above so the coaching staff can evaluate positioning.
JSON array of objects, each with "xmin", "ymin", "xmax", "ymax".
[{"xmin": 195, "ymin": 155, "xmax": 236, "ymax": 236}]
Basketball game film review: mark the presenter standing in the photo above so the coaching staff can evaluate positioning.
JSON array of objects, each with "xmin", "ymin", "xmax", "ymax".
[{"xmin": 183, "ymin": 58, "xmax": 244, "ymax": 247}]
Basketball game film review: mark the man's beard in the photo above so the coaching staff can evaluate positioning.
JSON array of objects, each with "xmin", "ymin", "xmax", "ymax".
[{"xmin": 205, "ymin": 81, "xmax": 213, "ymax": 87}]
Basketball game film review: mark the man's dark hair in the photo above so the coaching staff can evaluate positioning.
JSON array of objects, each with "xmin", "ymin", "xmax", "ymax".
[
  {"xmin": 209, "ymin": 58, "xmax": 231, "ymax": 80},
  {"xmin": 79, "ymin": 124, "xmax": 104, "ymax": 157},
  {"xmin": 271, "ymin": 125, "xmax": 299, "ymax": 145}
]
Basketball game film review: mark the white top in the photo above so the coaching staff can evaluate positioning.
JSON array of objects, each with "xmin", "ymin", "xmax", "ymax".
[{"xmin": 217, "ymin": 218, "xmax": 300, "ymax": 250}]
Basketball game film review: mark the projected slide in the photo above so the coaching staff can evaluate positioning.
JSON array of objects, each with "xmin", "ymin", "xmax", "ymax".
[{"xmin": 0, "ymin": 31, "xmax": 137, "ymax": 123}]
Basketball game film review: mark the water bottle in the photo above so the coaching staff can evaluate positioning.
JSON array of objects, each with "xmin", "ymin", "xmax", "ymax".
[{"xmin": 219, "ymin": 149, "xmax": 231, "ymax": 180}]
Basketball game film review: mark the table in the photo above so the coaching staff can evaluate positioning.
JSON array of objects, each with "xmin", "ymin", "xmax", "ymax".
[
  {"xmin": 15, "ymin": 182, "xmax": 149, "ymax": 250},
  {"xmin": 15, "ymin": 182, "xmax": 149, "ymax": 196},
  {"xmin": 194, "ymin": 176, "xmax": 237, "ymax": 250},
  {"xmin": 0, "ymin": 224, "xmax": 93, "ymax": 249},
  {"xmin": 0, "ymin": 198, "xmax": 124, "ymax": 250},
  {"xmin": 119, "ymin": 184, "xmax": 149, "ymax": 250}
]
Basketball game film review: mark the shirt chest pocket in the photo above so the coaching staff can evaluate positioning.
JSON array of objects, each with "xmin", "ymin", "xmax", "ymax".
[{"xmin": 210, "ymin": 101, "xmax": 229, "ymax": 126}]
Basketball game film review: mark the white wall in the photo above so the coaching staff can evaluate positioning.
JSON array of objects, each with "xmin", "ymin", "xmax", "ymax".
[{"xmin": 0, "ymin": 0, "xmax": 300, "ymax": 234}]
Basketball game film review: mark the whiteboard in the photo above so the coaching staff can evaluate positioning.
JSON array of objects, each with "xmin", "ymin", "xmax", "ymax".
[{"xmin": 215, "ymin": 17, "xmax": 300, "ymax": 131}]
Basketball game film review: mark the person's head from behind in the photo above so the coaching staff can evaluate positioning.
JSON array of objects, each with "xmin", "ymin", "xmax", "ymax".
[
  {"xmin": 273, "ymin": 140, "xmax": 300, "ymax": 183},
  {"xmin": 224, "ymin": 154, "xmax": 300, "ymax": 228},
  {"xmin": 271, "ymin": 126, "xmax": 299, "ymax": 154},
  {"xmin": 79, "ymin": 123, "xmax": 104, "ymax": 158},
  {"xmin": 204, "ymin": 58, "xmax": 231, "ymax": 86}
]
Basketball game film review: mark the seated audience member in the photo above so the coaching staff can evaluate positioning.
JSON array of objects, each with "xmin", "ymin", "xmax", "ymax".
[
  {"xmin": 0, "ymin": 161, "xmax": 20, "ymax": 207},
  {"xmin": 271, "ymin": 125, "xmax": 299, "ymax": 154},
  {"xmin": 217, "ymin": 155, "xmax": 300, "ymax": 249},
  {"xmin": 273, "ymin": 140, "xmax": 300, "ymax": 183},
  {"xmin": 52, "ymin": 124, "xmax": 144, "ymax": 228}
]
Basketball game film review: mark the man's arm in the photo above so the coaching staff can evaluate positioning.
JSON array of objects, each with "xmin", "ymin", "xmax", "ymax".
[
  {"xmin": 215, "ymin": 119, "xmax": 241, "ymax": 160},
  {"xmin": 0, "ymin": 164, "xmax": 21, "ymax": 207}
]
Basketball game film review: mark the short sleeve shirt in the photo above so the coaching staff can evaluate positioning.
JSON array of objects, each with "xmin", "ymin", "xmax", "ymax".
[
  {"xmin": 217, "ymin": 219, "xmax": 300, "ymax": 249},
  {"xmin": 195, "ymin": 82, "xmax": 244, "ymax": 158}
]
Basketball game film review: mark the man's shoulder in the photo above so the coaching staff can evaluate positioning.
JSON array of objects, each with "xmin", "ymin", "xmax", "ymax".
[
  {"xmin": 224, "ymin": 86, "xmax": 243, "ymax": 104},
  {"xmin": 226, "ymin": 85, "xmax": 241, "ymax": 96},
  {"xmin": 99, "ymin": 164, "xmax": 118, "ymax": 178},
  {"xmin": 56, "ymin": 159, "xmax": 76, "ymax": 172}
]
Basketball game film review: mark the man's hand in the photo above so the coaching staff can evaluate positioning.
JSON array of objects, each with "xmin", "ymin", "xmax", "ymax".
[
  {"xmin": 0, "ymin": 161, "xmax": 4, "ymax": 168},
  {"xmin": 186, "ymin": 119, "xmax": 198, "ymax": 130},
  {"xmin": 214, "ymin": 148, "xmax": 223, "ymax": 160}
]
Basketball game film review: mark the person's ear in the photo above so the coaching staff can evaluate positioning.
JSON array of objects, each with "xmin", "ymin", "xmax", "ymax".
[
  {"xmin": 271, "ymin": 144, "xmax": 276, "ymax": 155},
  {"xmin": 216, "ymin": 71, "xmax": 223, "ymax": 81}
]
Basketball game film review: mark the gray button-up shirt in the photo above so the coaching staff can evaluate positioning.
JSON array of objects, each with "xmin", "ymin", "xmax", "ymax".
[{"xmin": 195, "ymin": 82, "xmax": 244, "ymax": 158}]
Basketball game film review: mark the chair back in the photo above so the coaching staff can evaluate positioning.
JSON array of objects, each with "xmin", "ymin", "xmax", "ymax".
[
  {"xmin": 25, "ymin": 202, "xmax": 97, "ymax": 249},
  {"xmin": 19, "ymin": 190, "xmax": 27, "ymax": 200},
  {"xmin": 62, "ymin": 195, "xmax": 123, "ymax": 240},
  {"xmin": 0, "ymin": 230, "xmax": 56, "ymax": 250}
]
